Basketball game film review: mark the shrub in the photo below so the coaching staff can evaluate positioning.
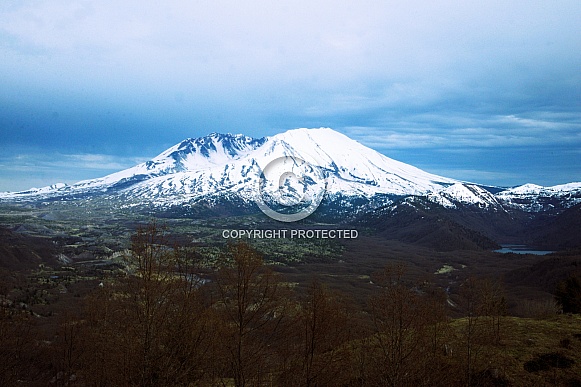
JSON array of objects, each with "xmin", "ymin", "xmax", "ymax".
[
  {"xmin": 555, "ymin": 275, "xmax": 581, "ymax": 314},
  {"xmin": 524, "ymin": 352, "xmax": 574, "ymax": 373}
]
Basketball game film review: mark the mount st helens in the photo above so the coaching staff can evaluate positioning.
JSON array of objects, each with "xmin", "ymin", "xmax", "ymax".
[{"xmin": 1, "ymin": 127, "xmax": 580, "ymax": 250}]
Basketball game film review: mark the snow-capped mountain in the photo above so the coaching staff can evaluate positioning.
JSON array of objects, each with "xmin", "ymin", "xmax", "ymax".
[
  {"xmin": 1, "ymin": 128, "xmax": 579, "ymax": 217},
  {"xmin": 0, "ymin": 128, "xmax": 457, "ymax": 204},
  {"xmin": 496, "ymin": 182, "xmax": 581, "ymax": 212}
]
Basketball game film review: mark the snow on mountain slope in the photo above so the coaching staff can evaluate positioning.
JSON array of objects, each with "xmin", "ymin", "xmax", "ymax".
[
  {"xmin": 266, "ymin": 128, "xmax": 457, "ymax": 196},
  {"xmin": 427, "ymin": 183, "xmax": 503, "ymax": 210},
  {"xmin": 496, "ymin": 182, "xmax": 581, "ymax": 212},
  {"xmin": 1, "ymin": 128, "xmax": 579, "ymax": 214},
  {"xmin": 109, "ymin": 127, "xmax": 460, "ymax": 206},
  {"xmin": 0, "ymin": 128, "xmax": 457, "ymax": 204},
  {"xmin": 0, "ymin": 133, "xmax": 266, "ymax": 201},
  {"xmin": 71, "ymin": 133, "xmax": 266, "ymax": 189},
  {"xmin": 500, "ymin": 182, "xmax": 581, "ymax": 196}
]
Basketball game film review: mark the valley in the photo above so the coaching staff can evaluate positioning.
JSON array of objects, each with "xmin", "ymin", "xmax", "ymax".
[
  {"xmin": 1, "ymin": 196, "xmax": 578, "ymax": 315},
  {"xmin": 1, "ymin": 201, "xmax": 581, "ymax": 385}
]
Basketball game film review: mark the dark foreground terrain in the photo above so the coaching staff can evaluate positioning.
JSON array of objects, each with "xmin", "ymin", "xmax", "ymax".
[{"xmin": 1, "ymin": 202, "xmax": 581, "ymax": 386}]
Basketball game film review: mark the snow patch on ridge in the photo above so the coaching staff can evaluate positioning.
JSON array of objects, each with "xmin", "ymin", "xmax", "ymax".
[{"xmin": 497, "ymin": 182, "xmax": 581, "ymax": 212}]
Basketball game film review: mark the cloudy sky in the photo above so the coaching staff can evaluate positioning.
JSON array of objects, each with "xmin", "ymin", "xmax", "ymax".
[{"xmin": 1, "ymin": 0, "xmax": 580, "ymax": 191}]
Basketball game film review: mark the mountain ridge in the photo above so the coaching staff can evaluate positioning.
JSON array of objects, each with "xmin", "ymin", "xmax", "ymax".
[
  {"xmin": 1, "ymin": 128, "xmax": 580, "ymax": 217},
  {"xmin": 0, "ymin": 128, "xmax": 457, "ymax": 201}
]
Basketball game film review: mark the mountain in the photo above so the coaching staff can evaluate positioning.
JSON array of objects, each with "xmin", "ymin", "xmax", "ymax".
[
  {"xmin": 528, "ymin": 203, "xmax": 581, "ymax": 250},
  {"xmin": 1, "ymin": 128, "xmax": 579, "ymax": 224},
  {"xmin": 0, "ymin": 128, "xmax": 458, "ymax": 204},
  {"xmin": 357, "ymin": 196, "xmax": 500, "ymax": 251},
  {"xmin": 496, "ymin": 183, "xmax": 581, "ymax": 213}
]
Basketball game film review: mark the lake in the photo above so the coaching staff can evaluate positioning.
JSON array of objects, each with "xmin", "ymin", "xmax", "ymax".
[{"xmin": 494, "ymin": 244, "xmax": 554, "ymax": 255}]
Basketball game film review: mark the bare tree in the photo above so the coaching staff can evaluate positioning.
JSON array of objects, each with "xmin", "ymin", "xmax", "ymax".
[
  {"xmin": 477, "ymin": 277, "xmax": 506, "ymax": 345},
  {"xmin": 367, "ymin": 264, "xmax": 449, "ymax": 386},
  {"xmin": 80, "ymin": 222, "xmax": 214, "ymax": 386},
  {"xmin": 279, "ymin": 278, "xmax": 354, "ymax": 387},
  {"xmin": 0, "ymin": 289, "xmax": 35, "ymax": 386},
  {"xmin": 49, "ymin": 310, "xmax": 85, "ymax": 386},
  {"xmin": 213, "ymin": 241, "xmax": 290, "ymax": 387}
]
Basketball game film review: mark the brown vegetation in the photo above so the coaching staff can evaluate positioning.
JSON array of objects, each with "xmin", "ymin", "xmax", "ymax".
[{"xmin": 1, "ymin": 223, "xmax": 581, "ymax": 385}]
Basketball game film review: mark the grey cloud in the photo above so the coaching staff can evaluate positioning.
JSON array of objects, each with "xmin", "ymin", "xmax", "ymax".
[{"xmin": 1, "ymin": 1, "xmax": 580, "ymax": 188}]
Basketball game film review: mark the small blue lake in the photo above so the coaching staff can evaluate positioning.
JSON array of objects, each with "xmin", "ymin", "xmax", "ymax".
[{"xmin": 494, "ymin": 244, "xmax": 554, "ymax": 255}]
